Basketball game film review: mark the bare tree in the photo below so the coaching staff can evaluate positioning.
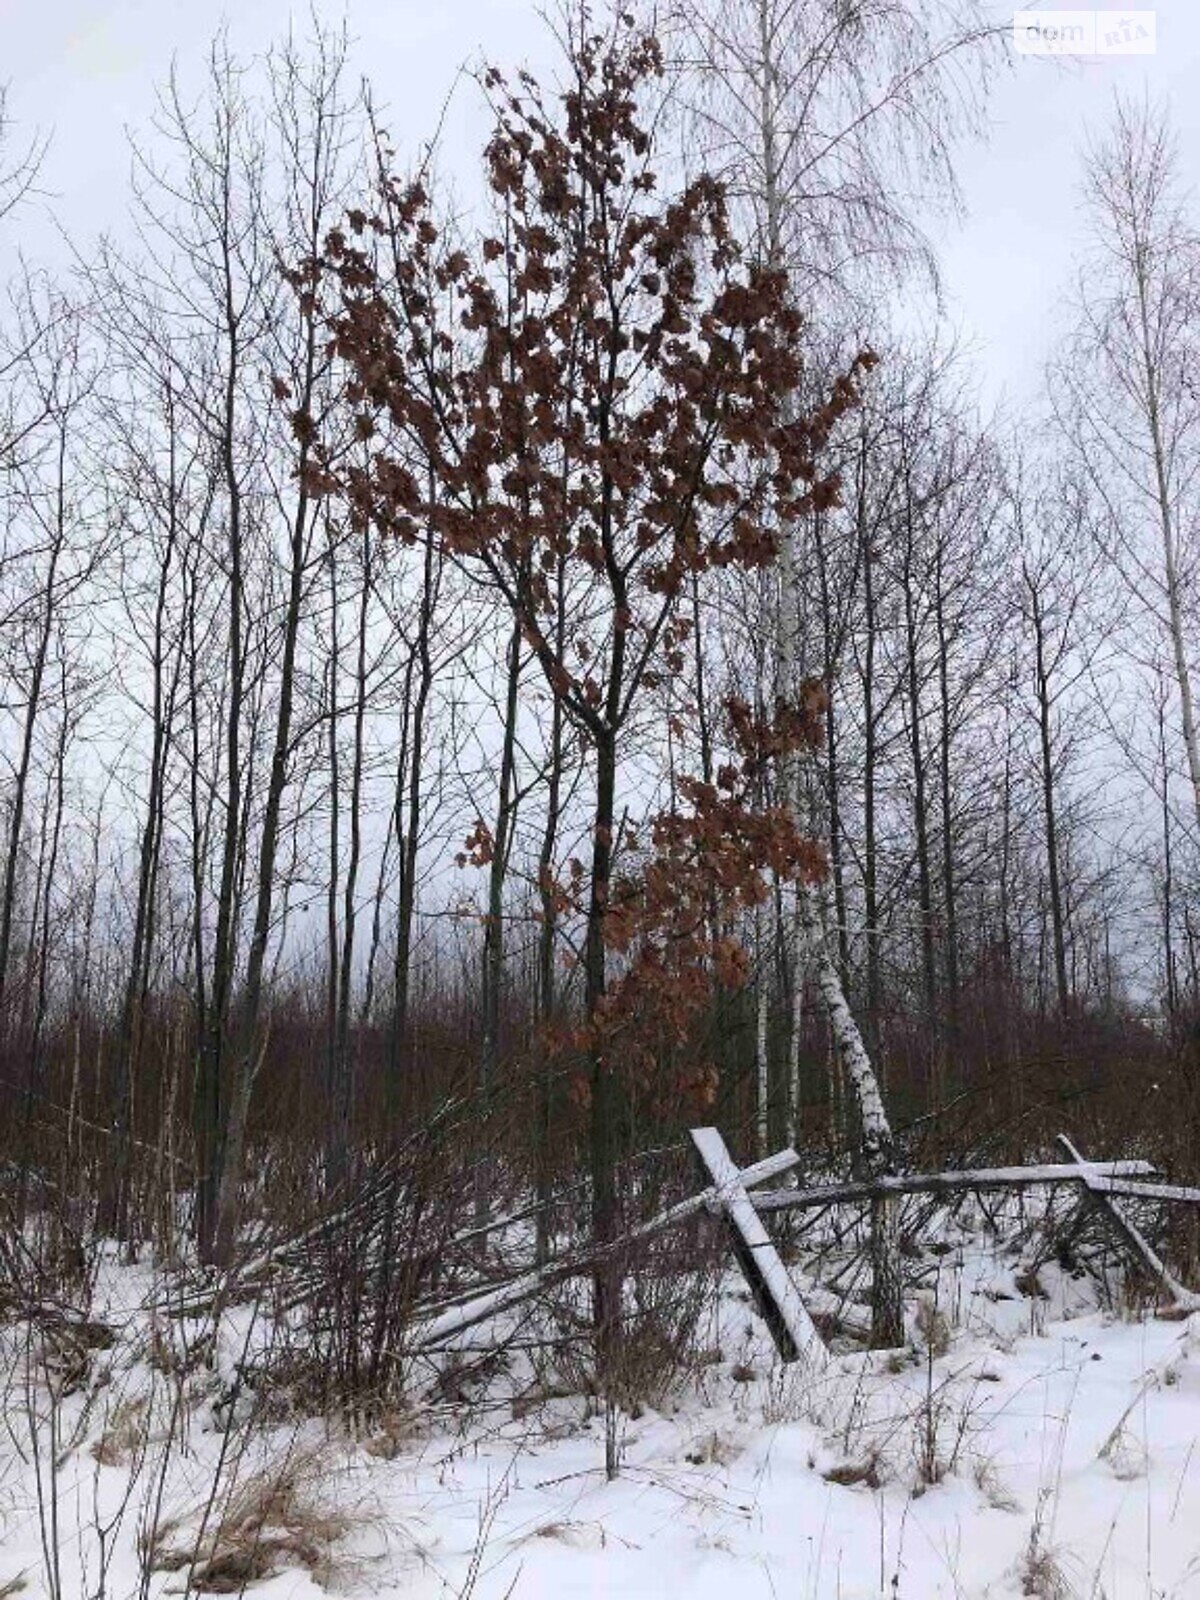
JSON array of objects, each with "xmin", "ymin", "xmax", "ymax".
[
  {"xmin": 0, "ymin": 292, "xmax": 98, "ymax": 1039},
  {"xmin": 1058, "ymin": 96, "xmax": 1200, "ymax": 839},
  {"xmin": 666, "ymin": 0, "xmax": 997, "ymax": 317}
]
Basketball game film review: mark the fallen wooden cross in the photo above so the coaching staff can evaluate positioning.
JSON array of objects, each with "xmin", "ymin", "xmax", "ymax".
[
  {"xmin": 412, "ymin": 1141, "xmax": 804, "ymax": 1352},
  {"xmin": 410, "ymin": 1133, "xmax": 1198, "ymax": 1357},
  {"xmin": 215, "ymin": 1130, "xmax": 1196, "ymax": 1361}
]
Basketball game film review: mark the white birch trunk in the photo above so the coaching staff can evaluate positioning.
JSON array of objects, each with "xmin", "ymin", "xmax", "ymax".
[
  {"xmin": 753, "ymin": 0, "xmax": 902, "ymax": 1343},
  {"xmin": 795, "ymin": 885, "xmax": 893, "ymax": 1169}
]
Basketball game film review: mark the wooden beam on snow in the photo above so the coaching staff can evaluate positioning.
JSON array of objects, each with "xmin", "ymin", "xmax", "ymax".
[
  {"xmin": 690, "ymin": 1127, "xmax": 827, "ymax": 1370},
  {"xmin": 751, "ymin": 1158, "xmax": 1157, "ymax": 1214}
]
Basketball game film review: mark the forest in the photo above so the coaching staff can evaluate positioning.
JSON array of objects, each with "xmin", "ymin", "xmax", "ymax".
[{"xmin": 1, "ymin": 3, "xmax": 1200, "ymax": 1596}]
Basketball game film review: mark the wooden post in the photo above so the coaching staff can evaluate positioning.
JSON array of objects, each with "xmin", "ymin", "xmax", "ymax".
[
  {"xmin": 690, "ymin": 1127, "xmax": 827, "ymax": 1369},
  {"xmin": 1056, "ymin": 1134, "xmax": 1199, "ymax": 1312}
]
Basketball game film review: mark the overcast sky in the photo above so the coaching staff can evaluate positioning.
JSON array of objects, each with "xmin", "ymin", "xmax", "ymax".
[{"xmin": 4, "ymin": 1, "xmax": 1199, "ymax": 410}]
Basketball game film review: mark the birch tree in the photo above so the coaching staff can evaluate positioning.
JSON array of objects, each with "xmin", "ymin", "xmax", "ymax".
[
  {"xmin": 1058, "ymin": 96, "xmax": 1200, "ymax": 840},
  {"xmin": 666, "ymin": 2, "xmax": 994, "ymax": 1231}
]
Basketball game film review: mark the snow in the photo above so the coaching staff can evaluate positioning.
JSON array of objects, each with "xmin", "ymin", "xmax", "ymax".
[{"xmin": 3, "ymin": 1231, "xmax": 1200, "ymax": 1598}]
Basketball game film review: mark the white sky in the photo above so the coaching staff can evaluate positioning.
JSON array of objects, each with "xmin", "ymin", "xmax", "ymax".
[
  {"xmin": 935, "ymin": 3, "xmax": 1200, "ymax": 408},
  {"xmin": 3, "ymin": 1, "xmax": 1199, "ymax": 408}
]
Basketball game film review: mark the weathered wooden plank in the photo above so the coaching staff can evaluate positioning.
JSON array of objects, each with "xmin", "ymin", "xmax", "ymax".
[
  {"xmin": 1095, "ymin": 1176, "xmax": 1200, "ymax": 1207},
  {"xmin": 751, "ymin": 1159, "xmax": 1157, "ymax": 1215},
  {"xmin": 1055, "ymin": 1135, "xmax": 1200, "ymax": 1312},
  {"xmin": 719, "ymin": 1145, "xmax": 805, "ymax": 1192},
  {"xmin": 411, "ymin": 1144, "xmax": 805, "ymax": 1351},
  {"xmin": 690, "ymin": 1127, "xmax": 827, "ymax": 1370}
]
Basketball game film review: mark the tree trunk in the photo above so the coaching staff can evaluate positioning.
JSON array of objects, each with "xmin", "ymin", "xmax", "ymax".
[
  {"xmin": 861, "ymin": 469, "xmax": 882, "ymax": 1054},
  {"xmin": 796, "ymin": 884, "xmax": 903, "ymax": 1346},
  {"xmin": 902, "ymin": 497, "xmax": 937, "ymax": 1044},
  {"xmin": 534, "ymin": 562, "xmax": 567, "ymax": 1266},
  {"xmin": 479, "ymin": 617, "xmax": 522, "ymax": 1217},
  {"xmin": 104, "ymin": 397, "xmax": 181, "ymax": 1240},
  {"xmin": 1029, "ymin": 580, "xmax": 1069, "ymax": 1018},
  {"xmin": 586, "ymin": 725, "xmax": 621, "ymax": 1412},
  {"xmin": 390, "ymin": 529, "xmax": 437, "ymax": 1125},
  {"xmin": 934, "ymin": 546, "xmax": 960, "ymax": 1023}
]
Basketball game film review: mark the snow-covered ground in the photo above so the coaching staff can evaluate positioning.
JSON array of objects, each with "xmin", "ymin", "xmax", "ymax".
[{"xmin": 3, "ymin": 1234, "xmax": 1200, "ymax": 1599}]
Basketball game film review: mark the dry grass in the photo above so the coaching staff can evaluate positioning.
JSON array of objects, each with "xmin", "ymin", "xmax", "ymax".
[
  {"xmin": 146, "ymin": 1446, "xmax": 354, "ymax": 1593},
  {"xmin": 914, "ymin": 1294, "xmax": 952, "ymax": 1358},
  {"xmin": 1019, "ymin": 1541, "xmax": 1076, "ymax": 1599},
  {"xmin": 682, "ymin": 1427, "xmax": 742, "ymax": 1467},
  {"xmin": 822, "ymin": 1452, "xmax": 882, "ymax": 1489},
  {"xmin": 362, "ymin": 1403, "xmax": 429, "ymax": 1460},
  {"xmin": 533, "ymin": 1519, "xmax": 607, "ymax": 1548},
  {"xmin": 973, "ymin": 1455, "xmax": 1022, "ymax": 1513},
  {"xmin": 91, "ymin": 1396, "xmax": 149, "ymax": 1467}
]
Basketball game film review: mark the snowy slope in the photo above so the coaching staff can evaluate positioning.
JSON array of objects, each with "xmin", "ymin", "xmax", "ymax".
[{"xmin": 2, "ymin": 1244, "xmax": 1199, "ymax": 1599}]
